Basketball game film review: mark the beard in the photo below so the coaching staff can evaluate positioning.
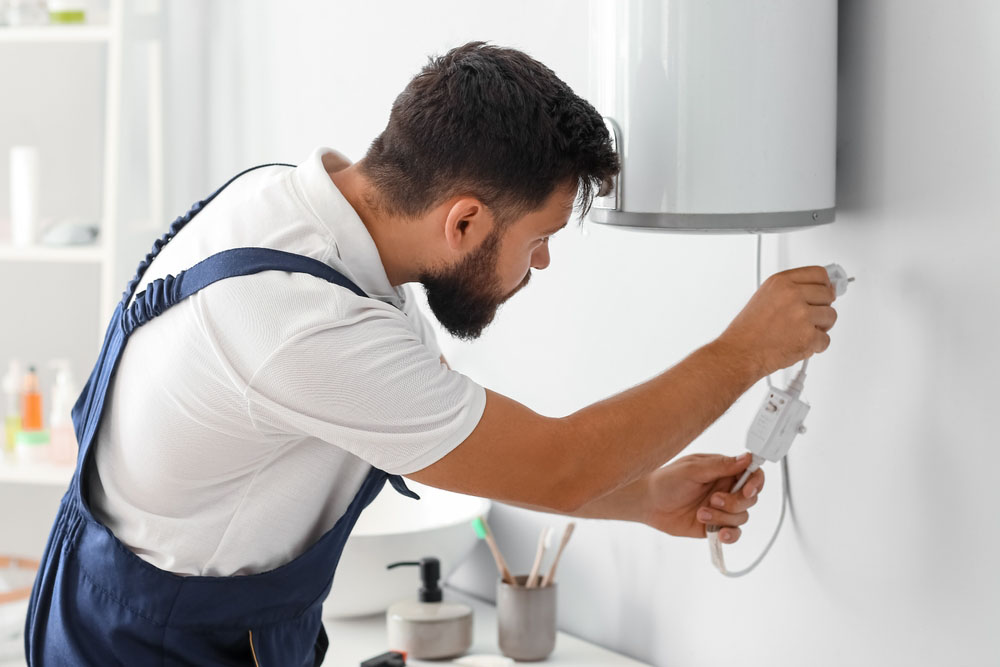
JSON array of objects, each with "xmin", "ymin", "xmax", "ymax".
[{"xmin": 418, "ymin": 228, "xmax": 531, "ymax": 341}]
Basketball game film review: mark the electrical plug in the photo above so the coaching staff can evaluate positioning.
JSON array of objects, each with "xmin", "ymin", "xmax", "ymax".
[{"xmin": 824, "ymin": 263, "xmax": 854, "ymax": 297}]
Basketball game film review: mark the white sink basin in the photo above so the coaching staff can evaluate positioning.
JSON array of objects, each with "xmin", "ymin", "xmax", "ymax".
[{"xmin": 322, "ymin": 479, "xmax": 491, "ymax": 618}]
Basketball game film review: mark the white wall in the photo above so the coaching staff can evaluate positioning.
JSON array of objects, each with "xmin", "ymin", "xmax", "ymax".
[{"xmin": 166, "ymin": 1, "xmax": 999, "ymax": 664}]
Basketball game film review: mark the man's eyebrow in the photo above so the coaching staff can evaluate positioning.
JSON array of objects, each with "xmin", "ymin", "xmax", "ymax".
[{"xmin": 545, "ymin": 220, "xmax": 570, "ymax": 235}]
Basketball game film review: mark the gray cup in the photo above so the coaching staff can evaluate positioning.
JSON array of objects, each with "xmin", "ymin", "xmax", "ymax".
[{"xmin": 496, "ymin": 575, "xmax": 557, "ymax": 661}]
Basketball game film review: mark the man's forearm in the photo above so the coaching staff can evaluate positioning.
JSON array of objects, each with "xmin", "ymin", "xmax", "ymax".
[
  {"xmin": 503, "ymin": 473, "xmax": 649, "ymax": 522},
  {"xmin": 560, "ymin": 338, "xmax": 761, "ymax": 509}
]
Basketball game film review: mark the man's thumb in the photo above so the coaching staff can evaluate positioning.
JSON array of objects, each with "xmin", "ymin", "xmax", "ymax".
[
  {"xmin": 695, "ymin": 452, "xmax": 751, "ymax": 481},
  {"xmin": 730, "ymin": 452, "xmax": 752, "ymax": 467}
]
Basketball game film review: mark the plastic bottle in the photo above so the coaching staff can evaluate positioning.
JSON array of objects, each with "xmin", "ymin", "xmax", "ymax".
[
  {"xmin": 21, "ymin": 365, "xmax": 43, "ymax": 430},
  {"xmin": 48, "ymin": 359, "xmax": 78, "ymax": 465},
  {"xmin": 2, "ymin": 360, "xmax": 23, "ymax": 455},
  {"xmin": 16, "ymin": 365, "xmax": 50, "ymax": 463},
  {"xmin": 10, "ymin": 146, "xmax": 40, "ymax": 247}
]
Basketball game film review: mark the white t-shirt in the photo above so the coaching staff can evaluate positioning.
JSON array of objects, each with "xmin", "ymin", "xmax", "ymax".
[{"xmin": 87, "ymin": 147, "xmax": 487, "ymax": 577}]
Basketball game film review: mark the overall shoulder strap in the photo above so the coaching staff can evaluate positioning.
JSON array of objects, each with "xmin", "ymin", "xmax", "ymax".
[
  {"xmin": 121, "ymin": 162, "xmax": 295, "ymax": 309},
  {"xmin": 121, "ymin": 247, "xmax": 367, "ymax": 335}
]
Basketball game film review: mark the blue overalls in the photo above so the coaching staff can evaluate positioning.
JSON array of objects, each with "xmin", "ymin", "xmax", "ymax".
[{"xmin": 24, "ymin": 164, "xmax": 421, "ymax": 665}]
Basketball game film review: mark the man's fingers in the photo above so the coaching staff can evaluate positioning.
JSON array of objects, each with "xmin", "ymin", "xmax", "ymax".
[
  {"xmin": 813, "ymin": 329, "xmax": 832, "ymax": 354},
  {"xmin": 687, "ymin": 452, "xmax": 752, "ymax": 484},
  {"xmin": 801, "ymin": 284, "xmax": 836, "ymax": 306},
  {"xmin": 709, "ymin": 489, "xmax": 758, "ymax": 513},
  {"xmin": 717, "ymin": 527, "xmax": 742, "ymax": 544},
  {"xmin": 778, "ymin": 265, "xmax": 833, "ymax": 287},
  {"xmin": 746, "ymin": 468, "xmax": 765, "ymax": 497},
  {"xmin": 705, "ymin": 526, "xmax": 742, "ymax": 543},
  {"xmin": 810, "ymin": 305, "xmax": 838, "ymax": 332},
  {"xmin": 696, "ymin": 506, "xmax": 749, "ymax": 528}
]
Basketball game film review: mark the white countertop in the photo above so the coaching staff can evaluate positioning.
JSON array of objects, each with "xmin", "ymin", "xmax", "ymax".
[{"xmin": 323, "ymin": 586, "xmax": 650, "ymax": 666}]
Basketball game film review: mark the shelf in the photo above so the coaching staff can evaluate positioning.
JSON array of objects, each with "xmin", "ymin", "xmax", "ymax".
[
  {"xmin": 0, "ymin": 25, "xmax": 111, "ymax": 43},
  {"xmin": 0, "ymin": 456, "xmax": 74, "ymax": 486},
  {"xmin": 0, "ymin": 243, "xmax": 106, "ymax": 263}
]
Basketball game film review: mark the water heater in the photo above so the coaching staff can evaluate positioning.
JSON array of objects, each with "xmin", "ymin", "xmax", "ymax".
[{"xmin": 588, "ymin": 0, "xmax": 838, "ymax": 233}]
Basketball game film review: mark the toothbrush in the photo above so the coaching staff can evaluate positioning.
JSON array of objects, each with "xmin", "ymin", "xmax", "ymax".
[
  {"xmin": 540, "ymin": 522, "xmax": 575, "ymax": 588},
  {"xmin": 472, "ymin": 516, "xmax": 515, "ymax": 585},
  {"xmin": 525, "ymin": 526, "xmax": 553, "ymax": 588}
]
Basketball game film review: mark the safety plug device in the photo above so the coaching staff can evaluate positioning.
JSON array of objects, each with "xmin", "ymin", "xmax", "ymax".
[
  {"xmin": 708, "ymin": 262, "xmax": 853, "ymax": 577},
  {"xmin": 746, "ymin": 386, "xmax": 810, "ymax": 462}
]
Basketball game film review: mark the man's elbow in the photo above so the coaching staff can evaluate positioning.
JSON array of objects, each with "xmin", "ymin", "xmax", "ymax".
[
  {"xmin": 540, "ymin": 423, "xmax": 596, "ymax": 514},
  {"xmin": 545, "ymin": 473, "xmax": 591, "ymax": 514},
  {"xmin": 542, "ymin": 416, "xmax": 625, "ymax": 514}
]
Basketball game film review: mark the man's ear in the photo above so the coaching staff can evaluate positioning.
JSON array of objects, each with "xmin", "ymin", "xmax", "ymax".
[{"xmin": 442, "ymin": 197, "xmax": 494, "ymax": 252}]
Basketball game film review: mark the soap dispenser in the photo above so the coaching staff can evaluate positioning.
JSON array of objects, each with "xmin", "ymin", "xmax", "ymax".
[{"xmin": 385, "ymin": 557, "xmax": 473, "ymax": 659}]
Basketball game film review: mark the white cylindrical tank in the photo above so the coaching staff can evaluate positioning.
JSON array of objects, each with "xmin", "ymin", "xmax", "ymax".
[{"xmin": 587, "ymin": 0, "xmax": 837, "ymax": 232}]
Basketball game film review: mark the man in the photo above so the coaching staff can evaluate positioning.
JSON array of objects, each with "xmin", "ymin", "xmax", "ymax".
[{"xmin": 27, "ymin": 42, "xmax": 837, "ymax": 664}]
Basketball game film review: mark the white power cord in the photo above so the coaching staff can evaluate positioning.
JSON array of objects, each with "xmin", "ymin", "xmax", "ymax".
[{"xmin": 707, "ymin": 236, "xmax": 852, "ymax": 577}]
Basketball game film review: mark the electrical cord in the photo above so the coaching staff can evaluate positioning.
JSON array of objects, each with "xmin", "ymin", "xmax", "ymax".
[{"xmin": 706, "ymin": 233, "xmax": 793, "ymax": 577}]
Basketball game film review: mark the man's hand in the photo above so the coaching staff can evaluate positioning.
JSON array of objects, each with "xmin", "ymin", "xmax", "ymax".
[
  {"xmin": 717, "ymin": 265, "xmax": 838, "ymax": 377},
  {"xmin": 640, "ymin": 452, "xmax": 764, "ymax": 544}
]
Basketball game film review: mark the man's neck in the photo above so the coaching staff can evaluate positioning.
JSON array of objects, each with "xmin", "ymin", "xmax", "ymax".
[{"xmin": 327, "ymin": 164, "xmax": 424, "ymax": 287}]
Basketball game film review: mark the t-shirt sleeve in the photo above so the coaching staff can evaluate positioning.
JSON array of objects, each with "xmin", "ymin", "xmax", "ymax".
[{"xmin": 243, "ymin": 300, "xmax": 485, "ymax": 475}]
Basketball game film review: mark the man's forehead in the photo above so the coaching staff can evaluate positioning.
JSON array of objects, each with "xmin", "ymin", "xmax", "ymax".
[
  {"xmin": 545, "ymin": 217, "xmax": 570, "ymax": 235},
  {"xmin": 510, "ymin": 184, "xmax": 575, "ymax": 233},
  {"xmin": 529, "ymin": 206, "xmax": 571, "ymax": 235},
  {"xmin": 542, "ymin": 187, "xmax": 576, "ymax": 222}
]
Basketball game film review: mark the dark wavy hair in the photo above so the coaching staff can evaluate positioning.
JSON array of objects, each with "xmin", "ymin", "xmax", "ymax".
[{"xmin": 360, "ymin": 41, "xmax": 619, "ymax": 225}]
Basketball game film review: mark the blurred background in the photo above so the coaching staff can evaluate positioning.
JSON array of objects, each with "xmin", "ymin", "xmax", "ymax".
[{"xmin": 0, "ymin": 1, "xmax": 998, "ymax": 665}]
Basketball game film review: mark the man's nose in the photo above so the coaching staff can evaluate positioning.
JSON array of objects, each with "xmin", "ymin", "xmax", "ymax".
[{"xmin": 531, "ymin": 244, "xmax": 550, "ymax": 270}]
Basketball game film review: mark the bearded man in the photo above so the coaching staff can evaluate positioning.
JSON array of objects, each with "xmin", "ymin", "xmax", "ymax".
[{"xmin": 26, "ymin": 42, "xmax": 837, "ymax": 665}]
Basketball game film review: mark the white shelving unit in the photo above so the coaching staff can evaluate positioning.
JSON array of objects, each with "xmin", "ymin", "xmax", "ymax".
[
  {"xmin": 0, "ymin": 0, "xmax": 162, "ymax": 487},
  {"xmin": 0, "ymin": 24, "xmax": 111, "ymax": 43},
  {"xmin": 0, "ymin": 244, "xmax": 107, "ymax": 263},
  {"xmin": 0, "ymin": 0, "xmax": 123, "ymax": 321}
]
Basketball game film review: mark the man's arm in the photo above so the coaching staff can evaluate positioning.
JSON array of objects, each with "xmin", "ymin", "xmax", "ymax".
[
  {"xmin": 501, "ymin": 474, "xmax": 648, "ymax": 522},
  {"xmin": 409, "ymin": 340, "xmax": 759, "ymax": 513},
  {"xmin": 435, "ymin": 353, "xmax": 649, "ymax": 519},
  {"xmin": 408, "ymin": 267, "xmax": 836, "ymax": 513}
]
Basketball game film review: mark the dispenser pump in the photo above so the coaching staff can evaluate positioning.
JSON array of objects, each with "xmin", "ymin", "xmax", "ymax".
[
  {"xmin": 387, "ymin": 557, "xmax": 443, "ymax": 602},
  {"xmin": 385, "ymin": 556, "xmax": 473, "ymax": 658}
]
